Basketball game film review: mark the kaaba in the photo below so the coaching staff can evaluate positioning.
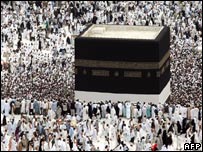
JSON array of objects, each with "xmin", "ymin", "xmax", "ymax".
[{"xmin": 75, "ymin": 24, "xmax": 170, "ymax": 103}]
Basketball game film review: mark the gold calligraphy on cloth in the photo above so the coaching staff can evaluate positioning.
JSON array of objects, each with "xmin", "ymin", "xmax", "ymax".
[
  {"xmin": 75, "ymin": 51, "xmax": 170, "ymax": 78},
  {"xmin": 76, "ymin": 51, "xmax": 170, "ymax": 70}
]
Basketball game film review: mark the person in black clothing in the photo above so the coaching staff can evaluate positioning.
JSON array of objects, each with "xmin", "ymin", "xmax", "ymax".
[
  {"xmin": 26, "ymin": 21, "xmax": 31, "ymax": 30},
  {"xmin": 62, "ymin": 102, "xmax": 68, "ymax": 116},
  {"xmin": 145, "ymin": 20, "xmax": 149, "ymax": 26},
  {"xmin": 157, "ymin": 128, "xmax": 162, "ymax": 137},
  {"xmin": 38, "ymin": 137, "xmax": 45, "ymax": 151},
  {"xmin": 1, "ymin": 131, "xmax": 3, "ymax": 140},
  {"xmin": 151, "ymin": 119, "xmax": 155, "ymax": 130},
  {"xmin": 106, "ymin": 105, "xmax": 110, "ymax": 114},
  {"xmin": 168, "ymin": 123, "xmax": 174, "ymax": 133},
  {"xmin": 190, "ymin": 119, "xmax": 196, "ymax": 133},
  {"xmin": 154, "ymin": 107, "xmax": 158, "ymax": 116},
  {"xmin": 115, "ymin": 103, "xmax": 119, "ymax": 118},
  {"xmin": 176, "ymin": 121, "xmax": 182, "ymax": 134},
  {"xmin": 20, "ymin": 22, "xmax": 24, "ymax": 32},
  {"xmin": 92, "ymin": 14, "xmax": 98, "ymax": 24},
  {"xmin": 93, "ymin": 105, "xmax": 97, "ymax": 116},
  {"xmin": 88, "ymin": 102, "xmax": 93, "ymax": 119},
  {"xmin": 17, "ymin": 39, "xmax": 21, "ymax": 49},
  {"xmin": 35, "ymin": 1, "xmax": 42, "ymax": 8},
  {"xmin": 198, "ymin": 107, "xmax": 201, "ymax": 121},
  {"xmin": 68, "ymin": 135, "xmax": 73, "ymax": 150},
  {"xmin": 5, "ymin": 34, "xmax": 8, "ymax": 42},
  {"xmin": 161, "ymin": 18, "xmax": 164, "ymax": 26},
  {"xmin": 109, "ymin": 11, "xmax": 113, "ymax": 22},
  {"xmin": 181, "ymin": 118, "xmax": 188, "ymax": 133},
  {"xmin": 164, "ymin": 104, "xmax": 169, "ymax": 113},
  {"xmin": 2, "ymin": 115, "xmax": 7, "ymax": 126},
  {"xmin": 167, "ymin": 133, "xmax": 173, "ymax": 146},
  {"xmin": 38, "ymin": 39, "xmax": 42, "ymax": 51},
  {"xmin": 70, "ymin": 101, "xmax": 76, "ymax": 116},
  {"xmin": 194, "ymin": 34, "xmax": 198, "ymax": 42},
  {"xmin": 162, "ymin": 129, "xmax": 167, "ymax": 147},
  {"xmin": 66, "ymin": 36, "xmax": 71, "ymax": 45}
]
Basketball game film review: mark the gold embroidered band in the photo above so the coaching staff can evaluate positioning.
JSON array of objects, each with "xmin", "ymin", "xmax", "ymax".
[{"xmin": 76, "ymin": 51, "xmax": 170, "ymax": 70}]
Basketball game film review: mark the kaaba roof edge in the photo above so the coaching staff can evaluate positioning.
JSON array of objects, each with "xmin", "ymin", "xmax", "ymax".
[{"xmin": 76, "ymin": 24, "xmax": 168, "ymax": 41}]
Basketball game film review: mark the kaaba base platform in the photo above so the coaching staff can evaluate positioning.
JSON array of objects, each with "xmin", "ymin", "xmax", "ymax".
[{"xmin": 75, "ymin": 80, "xmax": 170, "ymax": 104}]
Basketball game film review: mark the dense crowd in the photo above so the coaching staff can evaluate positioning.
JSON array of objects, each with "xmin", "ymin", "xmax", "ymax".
[
  {"xmin": 1, "ymin": 1, "xmax": 202, "ymax": 106},
  {"xmin": 1, "ymin": 1, "xmax": 202, "ymax": 151},
  {"xmin": 1, "ymin": 99, "xmax": 202, "ymax": 151},
  {"xmin": 1, "ymin": 1, "xmax": 76, "ymax": 101}
]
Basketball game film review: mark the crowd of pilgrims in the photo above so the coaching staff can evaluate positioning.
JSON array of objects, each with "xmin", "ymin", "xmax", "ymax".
[
  {"xmin": 0, "ymin": 1, "xmax": 202, "ymax": 151},
  {"xmin": 1, "ymin": 99, "xmax": 202, "ymax": 151},
  {"xmin": 1, "ymin": 1, "xmax": 202, "ymax": 106}
]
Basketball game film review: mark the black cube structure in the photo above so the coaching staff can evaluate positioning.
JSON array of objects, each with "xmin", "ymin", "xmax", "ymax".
[{"xmin": 75, "ymin": 24, "xmax": 170, "ymax": 103}]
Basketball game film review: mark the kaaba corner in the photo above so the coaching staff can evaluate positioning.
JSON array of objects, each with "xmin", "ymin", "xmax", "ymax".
[{"xmin": 75, "ymin": 24, "xmax": 171, "ymax": 103}]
